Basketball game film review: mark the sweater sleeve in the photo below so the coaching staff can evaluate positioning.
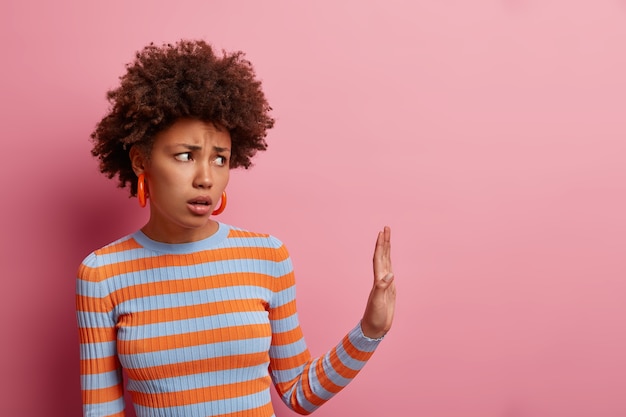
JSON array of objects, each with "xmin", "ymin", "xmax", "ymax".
[
  {"xmin": 267, "ymin": 241, "xmax": 382, "ymax": 415},
  {"xmin": 76, "ymin": 252, "xmax": 126, "ymax": 417}
]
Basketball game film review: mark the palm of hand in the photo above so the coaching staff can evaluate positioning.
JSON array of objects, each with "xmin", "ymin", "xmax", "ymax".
[{"xmin": 361, "ymin": 226, "xmax": 396, "ymax": 339}]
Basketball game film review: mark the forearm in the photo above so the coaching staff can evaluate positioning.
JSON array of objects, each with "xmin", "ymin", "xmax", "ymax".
[{"xmin": 272, "ymin": 322, "xmax": 382, "ymax": 414}]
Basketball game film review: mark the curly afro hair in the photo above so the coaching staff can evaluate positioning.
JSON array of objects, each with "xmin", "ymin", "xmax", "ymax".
[{"xmin": 91, "ymin": 39, "xmax": 274, "ymax": 196}]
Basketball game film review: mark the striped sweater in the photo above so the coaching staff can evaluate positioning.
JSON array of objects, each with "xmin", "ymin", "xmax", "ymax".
[{"xmin": 76, "ymin": 223, "xmax": 381, "ymax": 417}]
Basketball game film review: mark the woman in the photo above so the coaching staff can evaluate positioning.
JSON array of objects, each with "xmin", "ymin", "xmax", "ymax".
[{"xmin": 77, "ymin": 39, "xmax": 396, "ymax": 417}]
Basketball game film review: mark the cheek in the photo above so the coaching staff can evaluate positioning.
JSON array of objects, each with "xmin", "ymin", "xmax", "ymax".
[
  {"xmin": 148, "ymin": 172, "xmax": 186, "ymax": 198},
  {"xmin": 216, "ymin": 169, "xmax": 230, "ymax": 186}
]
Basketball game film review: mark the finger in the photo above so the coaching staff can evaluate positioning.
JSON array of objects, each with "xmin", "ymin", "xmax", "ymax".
[
  {"xmin": 373, "ymin": 232, "xmax": 386, "ymax": 280},
  {"xmin": 375, "ymin": 229, "xmax": 384, "ymax": 252},
  {"xmin": 373, "ymin": 226, "xmax": 393, "ymax": 282},
  {"xmin": 374, "ymin": 226, "xmax": 390, "ymax": 257},
  {"xmin": 373, "ymin": 231, "xmax": 383, "ymax": 262},
  {"xmin": 382, "ymin": 226, "xmax": 392, "ymax": 272}
]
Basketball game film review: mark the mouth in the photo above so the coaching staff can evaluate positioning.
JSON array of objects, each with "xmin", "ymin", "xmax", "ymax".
[
  {"xmin": 188, "ymin": 197, "xmax": 213, "ymax": 206},
  {"xmin": 189, "ymin": 200, "xmax": 210, "ymax": 206},
  {"xmin": 187, "ymin": 196, "xmax": 213, "ymax": 215}
]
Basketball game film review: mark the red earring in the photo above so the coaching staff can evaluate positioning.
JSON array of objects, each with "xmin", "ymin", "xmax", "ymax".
[
  {"xmin": 137, "ymin": 174, "xmax": 147, "ymax": 208},
  {"xmin": 212, "ymin": 191, "xmax": 227, "ymax": 215}
]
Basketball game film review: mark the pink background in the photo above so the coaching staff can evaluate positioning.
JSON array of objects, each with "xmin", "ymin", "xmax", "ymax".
[{"xmin": 1, "ymin": 1, "xmax": 625, "ymax": 416}]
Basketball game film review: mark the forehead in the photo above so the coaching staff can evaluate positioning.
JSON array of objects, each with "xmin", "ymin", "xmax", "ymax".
[{"xmin": 154, "ymin": 118, "xmax": 231, "ymax": 147}]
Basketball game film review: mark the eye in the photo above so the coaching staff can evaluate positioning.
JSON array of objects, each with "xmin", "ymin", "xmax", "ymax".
[
  {"xmin": 175, "ymin": 152, "xmax": 192, "ymax": 162},
  {"xmin": 212, "ymin": 155, "xmax": 228, "ymax": 167}
]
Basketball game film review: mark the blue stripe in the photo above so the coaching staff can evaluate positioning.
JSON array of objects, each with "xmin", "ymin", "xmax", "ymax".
[
  {"xmin": 271, "ymin": 367, "xmax": 309, "ymax": 385},
  {"xmin": 126, "ymin": 363, "xmax": 268, "ymax": 393},
  {"xmin": 76, "ymin": 311, "xmax": 115, "ymax": 328},
  {"xmin": 94, "ymin": 242, "xmax": 288, "ymax": 268},
  {"xmin": 223, "ymin": 236, "xmax": 283, "ymax": 249},
  {"xmin": 294, "ymin": 379, "xmax": 317, "ymax": 414},
  {"xmin": 133, "ymin": 390, "xmax": 273, "ymax": 416},
  {"xmin": 347, "ymin": 323, "xmax": 381, "ymax": 352},
  {"xmin": 318, "ymin": 351, "xmax": 351, "ymax": 387},
  {"xmin": 75, "ymin": 279, "xmax": 107, "ymax": 298},
  {"xmin": 93, "ymin": 248, "xmax": 140, "ymax": 266},
  {"xmin": 81, "ymin": 370, "xmax": 120, "ymax": 390},
  {"xmin": 115, "ymin": 286, "xmax": 272, "ymax": 313},
  {"xmin": 83, "ymin": 397, "xmax": 125, "ymax": 415},
  {"xmin": 269, "ymin": 339, "xmax": 307, "ymax": 360},
  {"xmin": 306, "ymin": 357, "xmax": 336, "ymax": 400},
  {"xmin": 271, "ymin": 286, "xmax": 296, "ymax": 308},
  {"xmin": 79, "ymin": 341, "xmax": 116, "ymax": 360},
  {"xmin": 269, "ymin": 315, "xmax": 300, "ymax": 333},
  {"xmin": 336, "ymin": 338, "xmax": 369, "ymax": 371},
  {"xmin": 119, "ymin": 337, "xmax": 272, "ymax": 366},
  {"xmin": 96, "ymin": 258, "xmax": 291, "ymax": 287},
  {"xmin": 117, "ymin": 311, "xmax": 269, "ymax": 340}
]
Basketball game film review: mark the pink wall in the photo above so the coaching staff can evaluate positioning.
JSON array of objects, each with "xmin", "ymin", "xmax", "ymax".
[{"xmin": 1, "ymin": 1, "xmax": 625, "ymax": 416}]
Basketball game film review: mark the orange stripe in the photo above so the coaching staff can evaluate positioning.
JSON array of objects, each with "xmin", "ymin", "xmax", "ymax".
[
  {"xmin": 328, "ymin": 348, "xmax": 359, "ymax": 379},
  {"xmin": 324, "ymin": 339, "xmax": 376, "ymax": 380},
  {"xmin": 132, "ymin": 377, "xmax": 269, "ymax": 407},
  {"xmin": 118, "ymin": 298, "xmax": 268, "ymax": 326},
  {"xmin": 270, "ymin": 351, "xmax": 311, "ymax": 372},
  {"xmin": 82, "ymin": 385, "xmax": 124, "ymax": 404},
  {"xmin": 81, "ymin": 357, "xmax": 120, "ymax": 375},
  {"xmin": 272, "ymin": 271, "xmax": 294, "ymax": 288},
  {"xmin": 298, "ymin": 363, "xmax": 325, "ymax": 407},
  {"xmin": 227, "ymin": 229, "xmax": 269, "ymax": 239},
  {"xmin": 78, "ymin": 262, "xmax": 99, "ymax": 283},
  {"xmin": 78, "ymin": 327, "xmax": 117, "ymax": 344},
  {"xmin": 106, "ymin": 273, "xmax": 273, "ymax": 308},
  {"xmin": 96, "ymin": 238, "xmax": 143, "ymax": 255},
  {"xmin": 271, "ymin": 327, "xmax": 304, "ymax": 346},
  {"xmin": 341, "ymin": 336, "xmax": 376, "ymax": 362},
  {"xmin": 127, "ymin": 352, "xmax": 269, "ymax": 380},
  {"xmin": 290, "ymin": 396, "xmax": 312, "ymax": 415},
  {"xmin": 118, "ymin": 324, "xmax": 271, "ymax": 354},
  {"xmin": 313, "ymin": 357, "xmax": 343, "ymax": 394},
  {"xmin": 84, "ymin": 247, "xmax": 289, "ymax": 281},
  {"xmin": 76, "ymin": 294, "xmax": 111, "ymax": 313},
  {"xmin": 269, "ymin": 299, "xmax": 297, "ymax": 320}
]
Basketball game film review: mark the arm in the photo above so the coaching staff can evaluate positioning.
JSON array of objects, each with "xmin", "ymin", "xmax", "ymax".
[
  {"xmin": 76, "ymin": 253, "xmax": 126, "ymax": 417},
  {"xmin": 268, "ymin": 227, "xmax": 395, "ymax": 414}
]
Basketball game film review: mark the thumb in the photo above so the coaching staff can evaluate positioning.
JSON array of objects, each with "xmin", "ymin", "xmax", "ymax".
[{"xmin": 376, "ymin": 272, "xmax": 394, "ymax": 289}]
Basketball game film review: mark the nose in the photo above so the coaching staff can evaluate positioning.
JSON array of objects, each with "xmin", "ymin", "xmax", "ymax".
[{"xmin": 193, "ymin": 161, "xmax": 213, "ymax": 189}]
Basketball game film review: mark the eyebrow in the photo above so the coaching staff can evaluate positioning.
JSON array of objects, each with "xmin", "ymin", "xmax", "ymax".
[{"xmin": 173, "ymin": 143, "xmax": 231, "ymax": 153}]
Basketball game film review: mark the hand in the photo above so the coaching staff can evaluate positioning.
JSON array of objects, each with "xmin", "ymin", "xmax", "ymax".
[{"xmin": 361, "ymin": 226, "xmax": 396, "ymax": 339}]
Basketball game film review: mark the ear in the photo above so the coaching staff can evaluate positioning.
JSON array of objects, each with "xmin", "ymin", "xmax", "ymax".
[{"xmin": 129, "ymin": 145, "xmax": 148, "ymax": 176}]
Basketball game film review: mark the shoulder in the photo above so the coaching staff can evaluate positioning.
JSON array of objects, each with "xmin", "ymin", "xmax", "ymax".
[
  {"xmin": 223, "ymin": 225, "xmax": 294, "ymax": 282},
  {"xmin": 78, "ymin": 233, "xmax": 140, "ymax": 281},
  {"xmin": 92, "ymin": 233, "xmax": 143, "ymax": 256},
  {"xmin": 224, "ymin": 224, "xmax": 285, "ymax": 249},
  {"xmin": 222, "ymin": 223, "xmax": 291, "ymax": 263}
]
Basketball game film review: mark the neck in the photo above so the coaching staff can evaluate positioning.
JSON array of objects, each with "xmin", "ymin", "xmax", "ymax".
[{"xmin": 141, "ymin": 219, "xmax": 219, "ymax": 244}]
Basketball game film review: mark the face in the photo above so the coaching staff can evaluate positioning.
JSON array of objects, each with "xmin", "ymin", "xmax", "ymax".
[{"xmin": 131, "ymin": 118, "xmax": 231, "ymax": 243}]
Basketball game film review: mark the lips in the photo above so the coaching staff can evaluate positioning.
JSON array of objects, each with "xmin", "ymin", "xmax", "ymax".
[
  {"xmin": 187, "ymin": 196, "xmax": 213, "ymax": 215},
  {"xmin": 189, "ymin": 198, "xmax": 212, "ymax": 206}
]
